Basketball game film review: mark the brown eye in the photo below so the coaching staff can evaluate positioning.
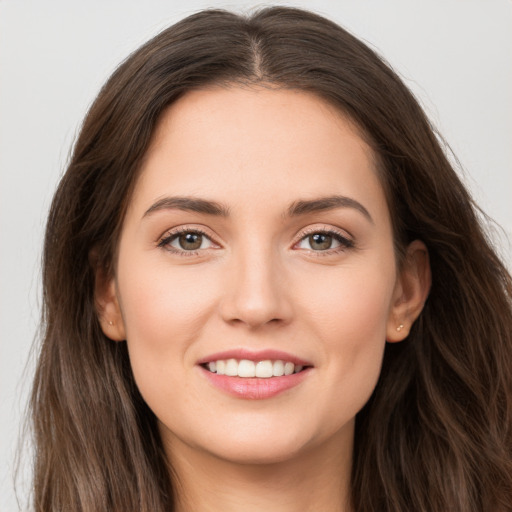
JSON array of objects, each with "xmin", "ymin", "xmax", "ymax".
[
  {"xmin": 177, "ymin": 232, "xmax": 203, "ymax": 250},
  {"xmin": 308, "ymin": 233, "xmax": 333, "ymax": 250},
  {"xmin": 296, "ymin": 230, "xmax": 354, "ymax": 252},
  {"xmin": 160, "ymin": 230, "xmax": 214, "ymax": 252}
]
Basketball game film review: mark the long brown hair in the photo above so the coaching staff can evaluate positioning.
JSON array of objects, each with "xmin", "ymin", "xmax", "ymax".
[{"xmin": 30, "ymin": 7, "xmax": 512, "ymax": 511}]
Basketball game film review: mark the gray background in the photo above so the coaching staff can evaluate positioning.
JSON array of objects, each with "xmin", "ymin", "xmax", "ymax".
[{"xmin": 1, "ymin": 1, "xmax": 511, "ymax": 510}]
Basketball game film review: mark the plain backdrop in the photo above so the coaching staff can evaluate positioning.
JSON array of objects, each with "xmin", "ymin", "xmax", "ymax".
[{"xmin": 1, "ymin": 1, "xmax": 511, "ymax": 510}]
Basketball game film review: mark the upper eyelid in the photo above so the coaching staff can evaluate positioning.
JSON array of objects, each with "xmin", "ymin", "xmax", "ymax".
[
  {"xmin": 160, "ymin": 224, "xmax": 218, "ymax": 240},
  {"xmin": 157, "ymin": 229, "xmax": 220, "ymax": 261},
  {"xmin": 291, "ymin": 226, "xmax": 356, "ymax": 254},
  {"xmin": 157, "ymin": 226, "xmax": 222, "ymax": 253},
  {"xmin": 157, "ymin": 224, "xmax": 353, "ymax": 248},
  {"xmin": 294, "ymin": 224, "xmax": 353, "ymax": 242}
]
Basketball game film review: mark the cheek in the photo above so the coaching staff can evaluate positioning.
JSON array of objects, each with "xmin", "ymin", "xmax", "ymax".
[
  {"xmin": 295, "ymin": 259, "xmax": 396, "ymax": 410},
  {"xmin": 115, "ymin": 263, "xmax": 221, "ymax": 434},
  {"xmin": 298, "ymin": 258, "xmax": 395, "ymax": 342},
  {"xmin": 114, "ymin": 250, "xmax": 222, "ymax": 401},
  {"xmin": 118, "ymin": 256, "xmax": 218, "ymax": 345}
]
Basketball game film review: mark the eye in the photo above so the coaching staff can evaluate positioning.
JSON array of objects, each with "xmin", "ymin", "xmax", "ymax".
[
  {"xmin": 158, "ymin": 228, "xmax": 215, "ymax": 253},
  {"xmin": 295, "ymin": 229, "xmax": 354, "ymax": 252},
  {"xmin": 298, "ymin": 233, "xmax": 339, "ymax": 251}
]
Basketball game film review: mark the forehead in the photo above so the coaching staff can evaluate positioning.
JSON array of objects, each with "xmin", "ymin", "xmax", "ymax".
[{"xmin": 129, "ymin": 86, "xmax": 388, "ymax": 222}]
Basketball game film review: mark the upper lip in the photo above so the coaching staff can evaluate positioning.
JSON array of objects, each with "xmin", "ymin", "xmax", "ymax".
[{"xmin": 197, "ymin": 348, "xmax": 313, "ymax": 367}]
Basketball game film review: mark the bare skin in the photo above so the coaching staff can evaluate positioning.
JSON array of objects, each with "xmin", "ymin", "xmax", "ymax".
[
  {"xmin": 97, "ymin": 86, "xmax": 431, "ymax": 511},
  {"xmin": 169, "ymin": 429, "xmax": 352, "ymax": 512}
]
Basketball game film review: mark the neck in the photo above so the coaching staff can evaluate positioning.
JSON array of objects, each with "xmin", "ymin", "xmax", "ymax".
[{"xmin": 166, "ymin": 428, "xmax": 354, "ymax": 512}]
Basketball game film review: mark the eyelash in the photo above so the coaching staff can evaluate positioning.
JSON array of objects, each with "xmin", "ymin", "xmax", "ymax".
[
  {"xmin": 157, "ymin": 226, "xmax": 355, "ymax": 257},
  {"xmin": 157, "ymin": 227, "xmax": 213, "ymax": 257},
  {"xmin": 295, "ymin": 227, "xmax": 355, "ymax": 256}
]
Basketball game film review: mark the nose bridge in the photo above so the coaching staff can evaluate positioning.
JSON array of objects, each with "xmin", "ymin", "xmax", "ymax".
[{"xmin": 220, "ymin": 235, "xmax": 291, "ymax": 328}]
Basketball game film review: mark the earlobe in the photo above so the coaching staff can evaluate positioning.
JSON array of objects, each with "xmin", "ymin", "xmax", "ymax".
[
  {"xmin": 93, "ymin": 263, "xmax": 126, "ymax": 342},
  {"xmin": 386, "ymin": 240, "xmax": 431, "ymax": 343}
]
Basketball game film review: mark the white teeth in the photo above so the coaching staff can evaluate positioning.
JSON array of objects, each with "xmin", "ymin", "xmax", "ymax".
[
  {"xmin": 255, "ymin": 360, "xmax": 273, "ymax": 378},
  {"xmin": 225, "ymin": 358, "xmax": 238, "ymax": 376},
  {"xmin": 216, "ymin": 360, "xmax": 226, "ymax": 375},
  {"xmin": 272, "ymin": 360, "xmax": 284, "ymax": 376},
  {"xmin": 284, "ymin": 362, "xmax": 294, "ymax": 375},
  {"xmin": 238, "ymin": 359, "xmax": 256, "ymax": 378},
  {"xmin": 205, "ymin": 358, "xmax": 306, "ymax": 377}
]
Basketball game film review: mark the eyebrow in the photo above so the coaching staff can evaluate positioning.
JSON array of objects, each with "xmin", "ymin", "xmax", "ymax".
[
  {"xmin": 143, "ymin": 194, "xmax": 373, "ymax": 223},
  {"xmin": 286, "ymin": 195, "xmax": 374, "ymax": 223},
  {"xmin": 143, "ymin": 196, "xmax": 230, "ymax": 218}
]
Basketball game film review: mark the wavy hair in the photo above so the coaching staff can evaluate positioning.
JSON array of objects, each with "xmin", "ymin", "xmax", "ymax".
[{"xmin": 30, "ymin": 7, "xmax": 512, "ymax": 511}]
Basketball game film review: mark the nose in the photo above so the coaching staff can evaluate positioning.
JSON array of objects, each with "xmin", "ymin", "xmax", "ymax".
[{"xmin": 219, "ymin": 244, "xmax": 293, "ymax": 329}]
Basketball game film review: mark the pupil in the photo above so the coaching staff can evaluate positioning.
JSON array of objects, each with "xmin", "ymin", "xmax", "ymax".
[
  {"xmin": 179, "ymin": 233, "xmax": 202, "ymax": 250},
  {"xmin": 310, "ymin": 233, "xmax": 332, "ymax": 250}
]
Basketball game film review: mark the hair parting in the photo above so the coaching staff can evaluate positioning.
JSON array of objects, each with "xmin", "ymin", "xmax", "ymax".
[{"xmin": 29, "ymin": 7, "xmax": 512, "ymax": 511}]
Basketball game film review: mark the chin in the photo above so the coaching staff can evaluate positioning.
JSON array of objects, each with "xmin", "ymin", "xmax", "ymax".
[
  {"xmin": 160, "ymin": 416, "xmax": 315, "ymax": 466},
  {"xmin": 201, "ymin": 442, "xmax": 309, "ymax": 467},
  {"xmin": 217, "ymin": 436, "xmax": 309, "ymax": 465},
  {"xmin": 187, "ymin": 416, "xmax": 351, "ymax": 467}
]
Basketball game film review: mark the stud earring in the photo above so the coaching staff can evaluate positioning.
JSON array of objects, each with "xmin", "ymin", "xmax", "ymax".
[
  {"xmin": 108, "ymin": 320, "xmax": 114, "ymax": 326},
  {"xmin": 396, "ymin": 324, "xmax": 404, "ymax": 332}
]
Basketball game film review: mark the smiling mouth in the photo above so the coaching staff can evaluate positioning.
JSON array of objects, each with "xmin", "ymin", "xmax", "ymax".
[{"xmin": 202, "ymin": 359, "xmax": 308, "ymax": 378}]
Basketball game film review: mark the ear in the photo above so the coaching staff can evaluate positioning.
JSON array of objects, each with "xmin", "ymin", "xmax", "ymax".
[
  {"xmin": 93, "ymin": 259, "xmax": 126, "ymax": 342},
  {"xmin": 386, "ymin": 240, "xmax": 431, "ymax": 342}
]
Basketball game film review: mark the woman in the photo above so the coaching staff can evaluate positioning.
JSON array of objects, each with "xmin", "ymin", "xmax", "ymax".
[{"xmin": 30, "ymin": 6, "xmax": 512, "ymax": 511}]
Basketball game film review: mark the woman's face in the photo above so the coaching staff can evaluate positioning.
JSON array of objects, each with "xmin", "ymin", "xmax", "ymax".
[{"xmin": 100, "ymin": 86, "xmax": 424, "ymax": 465}]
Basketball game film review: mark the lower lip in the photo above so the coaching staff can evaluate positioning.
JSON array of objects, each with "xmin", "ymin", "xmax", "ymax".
[{"xmin": 200, "ymin": 366, "xmax": 311, "ymax": 399}]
